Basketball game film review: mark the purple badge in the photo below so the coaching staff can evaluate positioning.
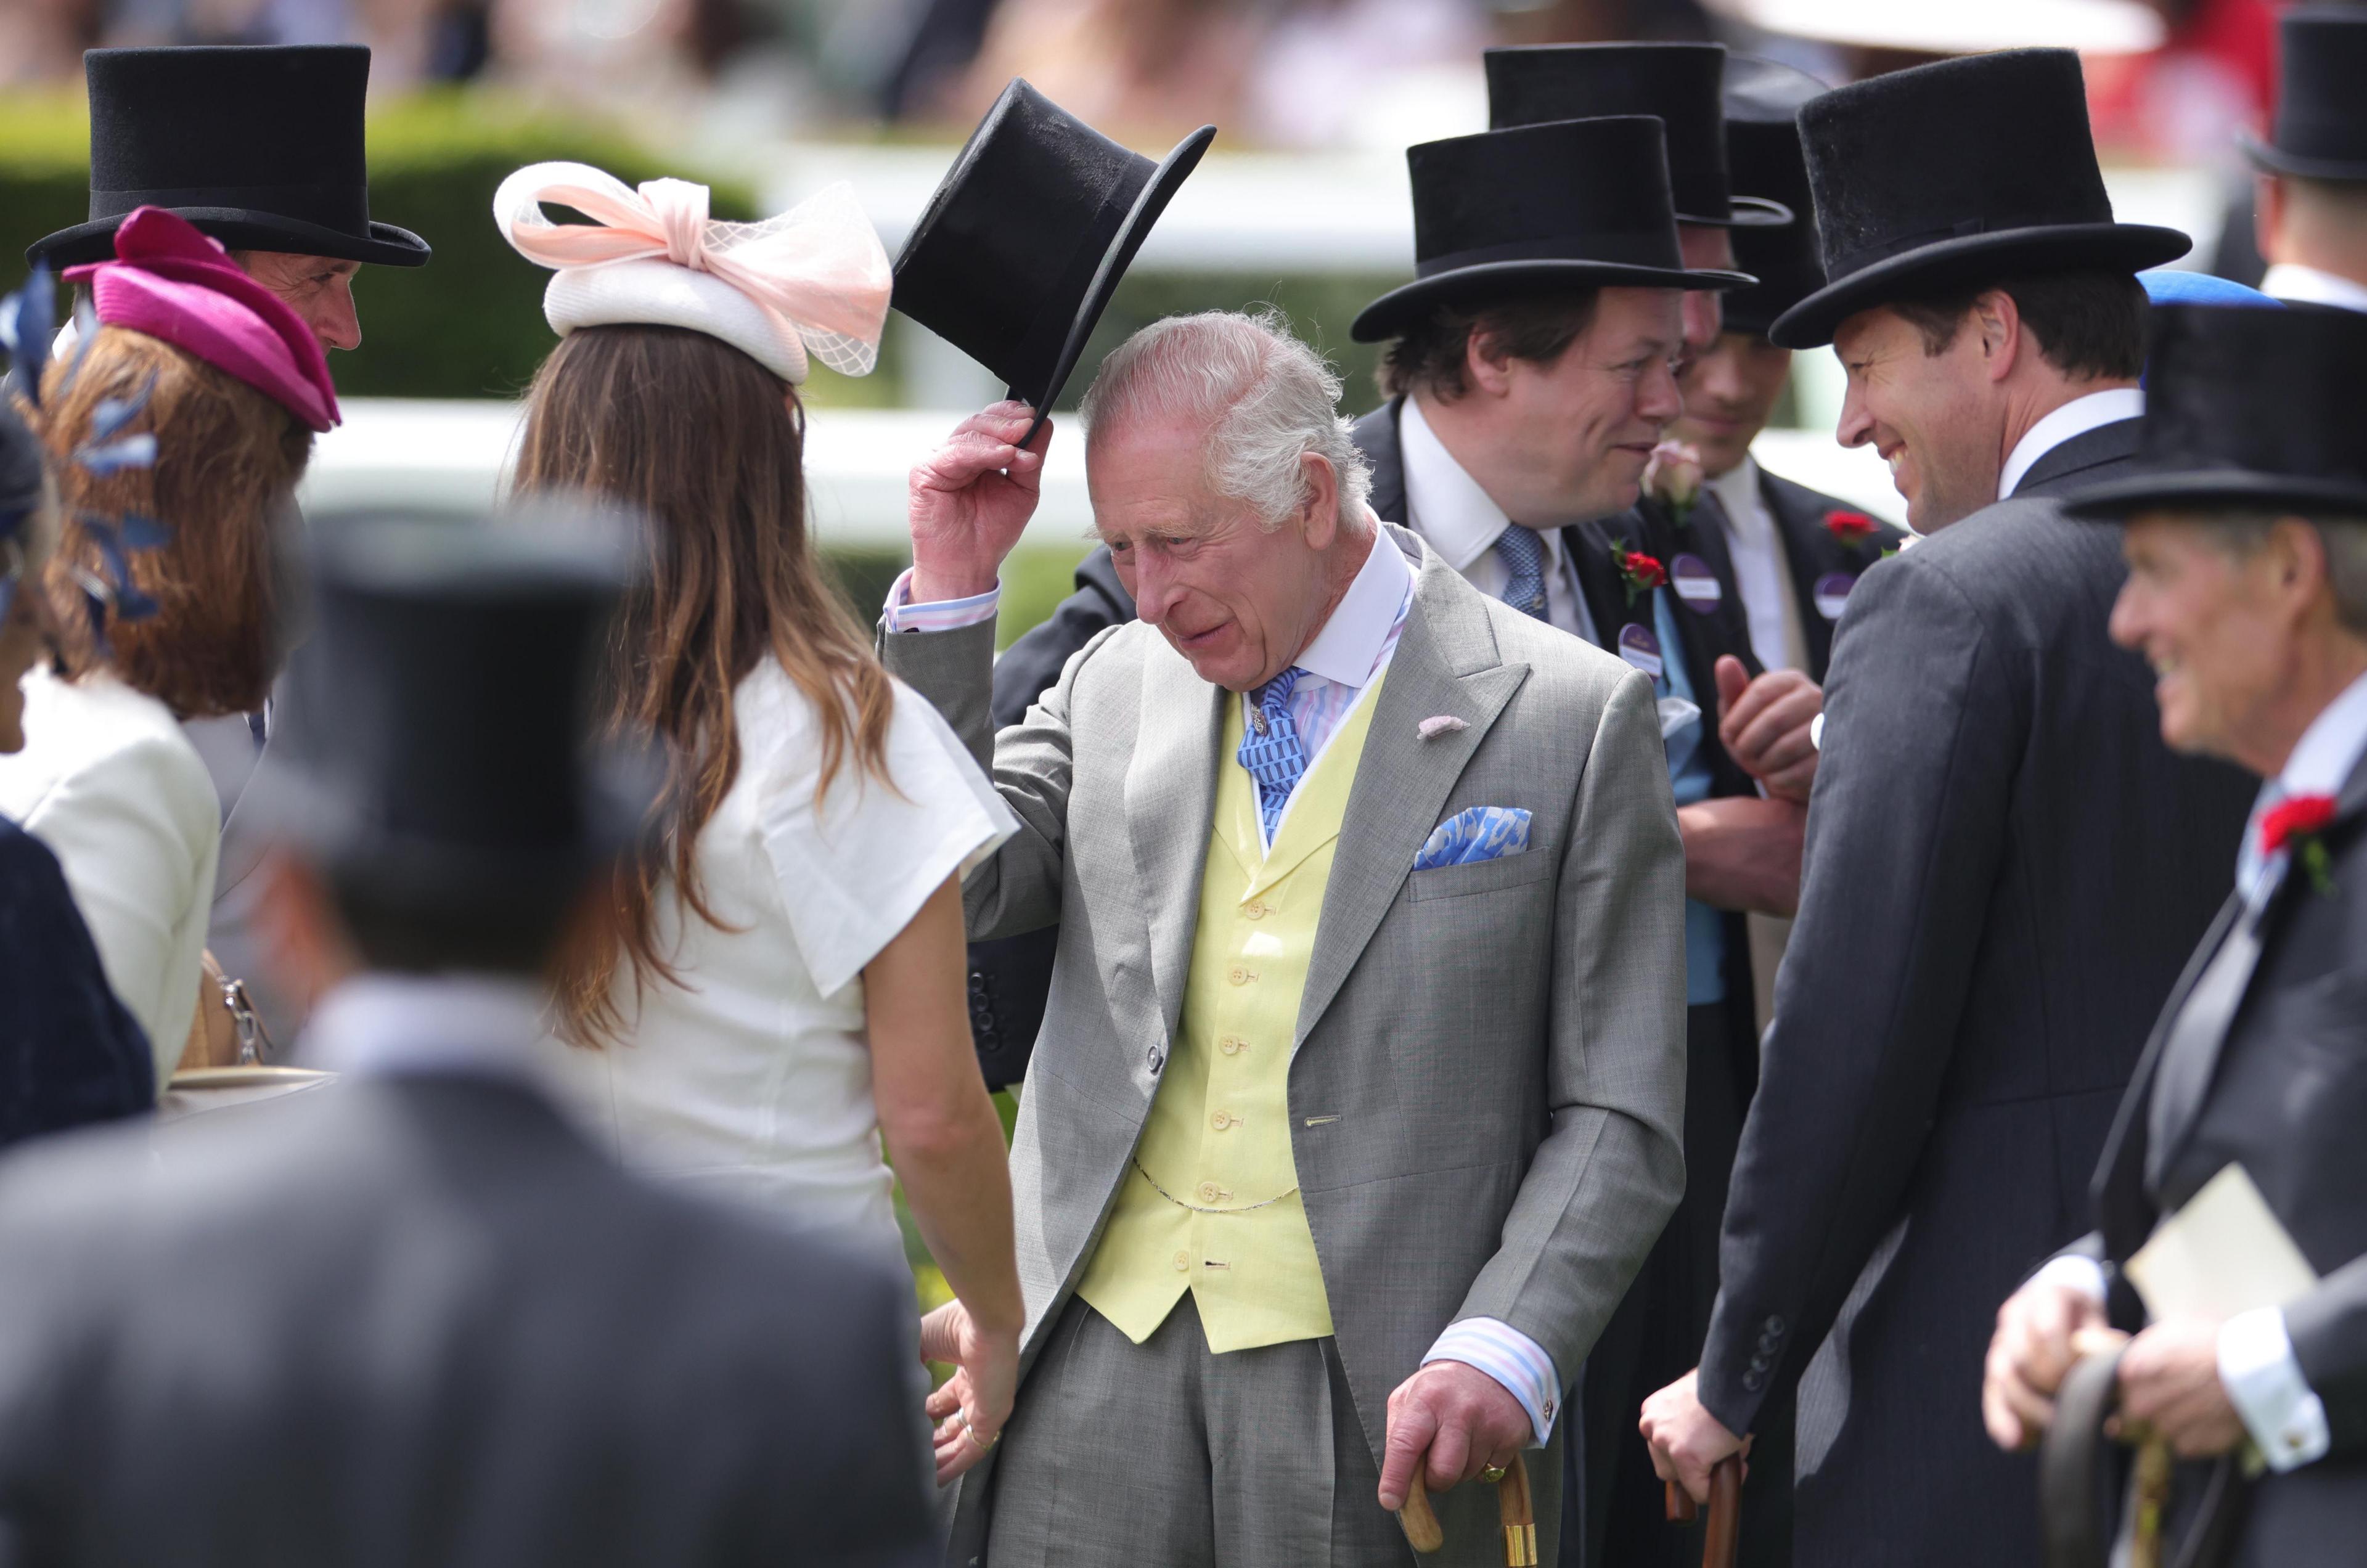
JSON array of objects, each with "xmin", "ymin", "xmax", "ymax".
[
  {"xmin": 1670, "ymin": 554, "xmax": 1722, "ymax": 615},
  {"xmin": 1813, "ymin": 571, "xmax": 1857, "ymax": 623},
  {"xmin": 1616, "ymin": 621, "xmax": 1663, "ymax": 680}
]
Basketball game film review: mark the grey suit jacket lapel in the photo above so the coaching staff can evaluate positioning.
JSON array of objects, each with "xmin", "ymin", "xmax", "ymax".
[
  {"xmin": 1127, "ymin": 639, "xmax": 1225, "ymax": 1047},
  {"xmin": 1294, "ymin": 529, "xmax": 1530, "ymax": 1048}
]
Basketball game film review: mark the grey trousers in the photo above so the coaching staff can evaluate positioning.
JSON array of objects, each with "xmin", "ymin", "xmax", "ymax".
[{"xmin": 981, "ymin": 1294, "xmax": 1418, "ymax": 1567}]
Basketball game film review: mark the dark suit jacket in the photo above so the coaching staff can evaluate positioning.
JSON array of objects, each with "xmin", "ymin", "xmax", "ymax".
[
  {"xmin": 0, "ymin": 817, "xmax": 151, "ymax": 1150},
  {"xmin": 1755, "ymin": 469, "xmax": 1907, "ymax": 684},
  {"xmin": 0, "ymin": 1071, "xmax": 936, "ymax": 1568},
  {"xmin": 2071, "ymin": 751, "xmax": 2367, "ymax": 1565},
  {"xmin": 1696, "ymin": 420, "xmax": 2259, "ymax": 1567}
]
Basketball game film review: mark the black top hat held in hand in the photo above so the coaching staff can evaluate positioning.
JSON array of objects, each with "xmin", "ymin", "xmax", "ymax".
[
  {"xmin": 892, "ymin": 80, "xmax": 1213, "ymax": 443},
  {"xmin": 1484, "ymin": 43, "xmax": 1789, "ymax": 228},
  {"xmin": 31, "ymin": 45, "xmax": 430, "ymax": 271},
  {"xmin": 1770, "ymin": 49, "xmax": 2188, "ymax": 349},
  {"xmin": 260, "ymin": 509, "xmax": 647, "ymax": 904},
  {"xmin": 2065, "ymin": 303, "xmax": 2367, "ymax": 522},
  {"xmin": 1718, "ymin": 57, "xmax": 1830, "ymax": 340},
  {"xmin": 1352, "ymin": 115, "xmax": 1753, "ymax": 344},
  {"xmin": 2240, "ymin": 8, "xmax": 2367, "ymax": 182}
]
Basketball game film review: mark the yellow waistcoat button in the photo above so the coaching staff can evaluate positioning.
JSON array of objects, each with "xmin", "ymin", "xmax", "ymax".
[
  {"xmin": 1228, "ymin": 965, "xmax": 1253, "ymax": 986},
  {"xmin": 1211, "ymin": 1110, "xmax": 1235, "ymax": 1130},
  {"xmin": 1172, "ymin": 1250, "xmax": 1190, "ymax": 1272}
]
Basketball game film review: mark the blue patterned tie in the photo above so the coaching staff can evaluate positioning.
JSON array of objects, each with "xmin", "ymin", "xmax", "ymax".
[
  {"xmin": 1494, "ymin": 525, "xmax": 1550, "ymax": 620},
  {"xmin": 1236, "ymin": 666, "xmax": 1309, "ymax": 843}
]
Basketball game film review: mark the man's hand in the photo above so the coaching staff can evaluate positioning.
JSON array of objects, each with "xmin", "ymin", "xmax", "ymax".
[
  {"xmin": 907, "ymin": 400, "xmax": 1050, "ymax": 605},
  {"xmin": 1677, "ymin": 795, "xmax": 1805, "ymax": 915},
  {"xmin": 920, "ymin": 1299, "xmax": 1021, "ymax": 1487},
  {"xmin": 1714, "ymin": 656, "xmax": 1823, "ymax": 802},
  {"xmin": 1376, "ymin": 1362, "xmax": 1533, "ymax": 1512},
  {"xmin": 1640, "ymin": 1370, "xmax": 1748, "ymax": 1506},
  {"xmin": 1982, "ymin": 1280, "xmax": 2109, "ymax": 1451},
  {"xmin": 2118, "ymin": 1318, "xmax": 2246, "ymax": 1459}
]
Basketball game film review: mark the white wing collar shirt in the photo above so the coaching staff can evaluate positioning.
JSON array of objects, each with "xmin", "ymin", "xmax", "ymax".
[
  {"xmin": 1399, "ymin": 395, "xmax": 1602, "ymax": 648},
  {"xmin": 1999, "ymin": 386, "xmax": 2145, "ymax": 500},
  {"xmin": 1706, "ymin": 454, "xmax": 1805, "ymax": 675},
  {"xmin": 2037, "ymin": 669, "xmax": 2367, "ymax": 1472}
]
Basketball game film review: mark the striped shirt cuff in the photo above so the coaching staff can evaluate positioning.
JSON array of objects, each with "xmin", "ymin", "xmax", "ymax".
[
  {"xmin": 1424, "ymin": 1318, "xmax": 1562, "ymax": 1447},
  {"xmin": 883, "ymin": 568, "xmax": 1001, "ymax": 634}
]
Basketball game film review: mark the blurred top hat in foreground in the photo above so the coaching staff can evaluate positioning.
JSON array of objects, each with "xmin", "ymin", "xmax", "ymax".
[{"xmin": 892, "ymin": 80, "xmax": 1214, "ymax": 441}]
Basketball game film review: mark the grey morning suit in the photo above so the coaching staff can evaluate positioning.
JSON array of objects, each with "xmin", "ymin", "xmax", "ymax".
[{"xmin": 883, "ymin": 526, "xmax": 1689, "ymax": 1567}]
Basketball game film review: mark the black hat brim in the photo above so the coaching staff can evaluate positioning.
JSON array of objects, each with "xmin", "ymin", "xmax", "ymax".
[
  {"xmin": 30, "ymin": 210, "xmax": 431, "ymax": 270},
  {"xmin": 1352, "ymin": 259, "xmax": 1755, "ymax": 344},
  {"xmin": 1018, "ymin": 124, "xmax": 1215, "ymax": 445},
  {"xmin": 1682, "ymin": 194, "xmax": 1794, "ymax": 229},
  {"xmin": 2236, "ymin": 129, "xmax": 2367, "ymax": 185},
  {"xmin": 2062, "ymin": 467, "xmax": 2367, "ymax": 523},
  {"xmin": 1768, "ymin": 222, "xmax": 2191, "ymax": 348}
]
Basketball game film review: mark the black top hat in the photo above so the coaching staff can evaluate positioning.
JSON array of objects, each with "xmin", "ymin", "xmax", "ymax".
[
  {"xmin": 1720, "ymin": 57, "xmax": 1829, "ymax": 341},
  {"xmin": 1351, "ymin": 116, "xmax": 1753, "ymax": 344},
  {"xmin": 31, "ymin": 46, "xmax": 429, "ymax": 271},
  {"xmin": 2064, "ymin": 303, "xmax": 2367, "ymax": 521},
  {"xmin": 1770, "ymin": 49, "xmax": 2189, "ymax": 349},
  {"xmin": 892, "ymin": 80, "xmax": 1212, "ymax": 443},
  {"xmin": 1484, "ymin": 43, "xmax": 1789, "ymax": 229},
  {"xmin": 259, "ymin": 508, "xmax": 648, "ymax": 903},
  {"xmin": 2241, "ymin": 9, "xmax": 2367, "ymax": 182}
]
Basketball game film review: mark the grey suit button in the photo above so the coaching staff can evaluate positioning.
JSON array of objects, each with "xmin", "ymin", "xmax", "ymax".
[{"xmin": 1148, "ymin": 1046, "xmax": 1166, "ymax": 1074}]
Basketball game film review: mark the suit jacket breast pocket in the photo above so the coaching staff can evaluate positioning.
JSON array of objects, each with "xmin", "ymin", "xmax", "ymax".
[{"xmin": 1408, "ymin": 847, "xmax": 1556, "ymax": 902}]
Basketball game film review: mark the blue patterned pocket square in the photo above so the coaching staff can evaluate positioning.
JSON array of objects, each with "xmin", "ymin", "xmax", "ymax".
[{"xmin": 1413, "ymin": 807, "xmax": 1532, "ymax": 871}]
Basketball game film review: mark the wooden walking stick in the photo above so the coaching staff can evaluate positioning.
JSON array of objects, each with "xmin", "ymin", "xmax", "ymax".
[
  {"xmin": 1664, "ymin": 1455, "xmax": 1744, "ymax": 1568},
  {"xmin": 1397, "ymin": 1452, "xmax": 1539, "ymax": 1566}
]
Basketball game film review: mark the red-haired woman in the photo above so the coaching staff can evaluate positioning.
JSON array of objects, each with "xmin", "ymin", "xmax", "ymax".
[
  {"xmin": 499, "ymin": 163, "xmax": 1025, "ymax": 1477},
  {"xmin": 0, "ymin": 210, "xmax": 337, "ymax": 1090}
]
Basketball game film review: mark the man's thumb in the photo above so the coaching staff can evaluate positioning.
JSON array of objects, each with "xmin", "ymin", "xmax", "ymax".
[{"xmin": 1714, "ymin": 655, "xmax": 1751, "ymax": 722}]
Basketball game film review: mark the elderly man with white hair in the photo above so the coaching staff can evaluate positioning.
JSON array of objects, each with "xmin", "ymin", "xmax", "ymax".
[{"xmin": 879, "ymin": 309, "xmax": 1686, "ymax": 1567}]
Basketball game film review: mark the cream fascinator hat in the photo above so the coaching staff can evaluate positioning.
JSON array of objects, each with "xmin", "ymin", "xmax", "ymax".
[{"xmin": 493, "ymin": 163, "xmax": 892, "ymax": 385}]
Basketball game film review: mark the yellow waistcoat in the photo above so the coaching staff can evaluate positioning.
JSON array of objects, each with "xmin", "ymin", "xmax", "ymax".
[{"xmin": 1074, "ymin": 671, "xmax": 1387, "ymax": 1354}]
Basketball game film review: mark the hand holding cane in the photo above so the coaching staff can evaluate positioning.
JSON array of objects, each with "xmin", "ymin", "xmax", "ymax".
[
  {"xmin": 1665, "ymin": 1455, "xmax": 1744, "ymax": 1568},
  {"xmin": 1396, "ymin": 1452, "xmax": 1539, "ymax": 1567}
]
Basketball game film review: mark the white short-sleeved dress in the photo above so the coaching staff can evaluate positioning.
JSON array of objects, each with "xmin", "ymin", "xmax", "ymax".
[{"xmin": 538, "ymin": 660, "xmax": 1017, "ymax": 1265}]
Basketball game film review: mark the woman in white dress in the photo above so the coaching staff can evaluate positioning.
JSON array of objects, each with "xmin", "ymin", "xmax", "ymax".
[
  {"xmin": 497, "ymin": 163, "xmax": 1026, "ymax": 1475},
  {"xmin": 0, "ymin": 208, "xmax": 337, "ymax": 1088}
]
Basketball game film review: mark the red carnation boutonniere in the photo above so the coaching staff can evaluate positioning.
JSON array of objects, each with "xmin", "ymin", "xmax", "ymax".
[
  {"xmin": 1824, "ymin": 508, "xmax": 1878, "ymax": 552},
  {"xmin": 1643, "ymin": 440, "xmax": 1704, "ymax": 528},
  {"xmin": 1610, "ymin": 537, "xmax": 1667, "ymax": 606},
  {"xmin": 2261, "ymin": 793, "xmax": 2340, "ymax": 897}
]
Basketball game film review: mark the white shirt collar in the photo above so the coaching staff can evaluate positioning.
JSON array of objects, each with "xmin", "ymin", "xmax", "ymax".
[
  {"xmin": 1292, "ymin": 510, "xmax": 1416, "ymax": 687},
  {"xmin": 2261, "ymin": 263, "xmax": 2367, "ymax": 314},
  {"xmin": 1706, "ymin": 454, "xmax": 1765, "ymax": 530},
  {"xmin": 1998, "ymin": 387, "xmax": 2144, "ymax": 500},
  {"xmin": 1398, "ymin": 394, "xmax": 1515, "ymax": 571},
  {"xmin": 302, "ymin": 973, "xmax": 552, "ymax": 1084},
  {"xmin": 2278, "ymin": 667, "xmax": 2367, "ymax": 803}
]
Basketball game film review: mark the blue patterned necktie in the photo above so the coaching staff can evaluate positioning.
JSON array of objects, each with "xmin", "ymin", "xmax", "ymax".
[
  {"xmin": 1236, "ymin": 666, "xmax": 1310, "ymax": 843},
  {"xmin": 1494, "ymin": 525, "xmax": 1551, "ymax": 620}
]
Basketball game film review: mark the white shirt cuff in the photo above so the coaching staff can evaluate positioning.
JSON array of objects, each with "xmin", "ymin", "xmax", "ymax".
[
  {"xmin": 2218, "ymin": 1306, "xmax": 2331, "ymax": 1472},
  {"xmin": 882, "ymin": 567, "xmax": 1001, "ymax": 634},
  {"xmin": 2029, "ymin": 1253, "xmax": 2110, "ymax": 1304},
  {"xmin": 1423, "ymin": 1318, "xmax": 1562, "ymax": 1447}
]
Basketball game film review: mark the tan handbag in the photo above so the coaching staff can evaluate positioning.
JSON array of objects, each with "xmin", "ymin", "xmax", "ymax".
[{"xmin": 179, "ymin": 952, "xmax": 271, "ymax": 1072}]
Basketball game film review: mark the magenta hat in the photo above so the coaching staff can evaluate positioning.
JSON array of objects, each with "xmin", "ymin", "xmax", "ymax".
[{"xmin": 61, "ymin": 206, "xmax": 340, "ymax": 433}]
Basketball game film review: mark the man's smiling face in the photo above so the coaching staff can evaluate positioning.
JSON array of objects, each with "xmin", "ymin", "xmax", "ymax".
[
  {"xmin": 1831, "ymin": 304, "xmax": 2002, "ymax": 531},
  {"xmin": 235, "ymin": 251, "xmax": 364, "ymax": 352}
]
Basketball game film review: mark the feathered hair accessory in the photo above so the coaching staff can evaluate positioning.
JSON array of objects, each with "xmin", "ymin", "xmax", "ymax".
[{"xmin": 493, "ymin": 162, "xmax": 892, "ymax": 385}]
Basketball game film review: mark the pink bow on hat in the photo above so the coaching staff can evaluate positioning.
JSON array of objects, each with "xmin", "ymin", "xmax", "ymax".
[
  {"xmin": 493, "ymin": 162, "xmax": 891, "ymax": 380},
  {"xmin": 62, "ymin": 207, "xmax": 340, "ymax": 433}
]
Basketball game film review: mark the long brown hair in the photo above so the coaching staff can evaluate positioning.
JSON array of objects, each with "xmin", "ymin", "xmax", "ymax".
[
  {"xmin": 36, "ymin": 327, "xmax": 309, "ymax": 717},
  {"xmin": 515, "ymin": 324, "xmax": 897, "ymax": 1047}
]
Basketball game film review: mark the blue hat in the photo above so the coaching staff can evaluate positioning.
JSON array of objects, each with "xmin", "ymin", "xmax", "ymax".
[{"xmin": 2138, "ymin": 270, "xmax": 2281, "ymax": 309}]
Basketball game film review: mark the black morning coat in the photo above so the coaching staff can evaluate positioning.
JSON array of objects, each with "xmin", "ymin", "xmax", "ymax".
[
  {"xmin": 0, "ymin": 1063, "xmax": 938, "ymax": 1567},
  {"xmin": 1696, "ymin": 418, "xmax": 2259, "ymax": 1568},
  {"xmin": 2064, "ymin": 746, "xmax": 2367, "ymax": 1565},
  {"xmin": 0, "ymin": 817, "xmax": 152, "ymax": 1148}
]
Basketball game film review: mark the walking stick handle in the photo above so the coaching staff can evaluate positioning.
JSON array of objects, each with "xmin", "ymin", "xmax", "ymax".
[
  {"xmin": 1396, "ymin": 1453, "xmax": 1537, "ymax": 1564},
  {"xmin": 1664, "ymin": 1455, "xmax": 1743, "ymax": 1568}
]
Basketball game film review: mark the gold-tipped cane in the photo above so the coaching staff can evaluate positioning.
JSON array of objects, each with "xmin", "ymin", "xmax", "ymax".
[
  {"xmin": 1396, "ymin": 1452, "xmax": 1538, "ymax": 1567},
  {"xmin": 1664, "ymin": 1455, "xmax": 1744, "ymax": 1568}
]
